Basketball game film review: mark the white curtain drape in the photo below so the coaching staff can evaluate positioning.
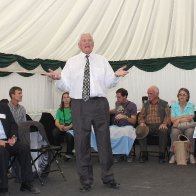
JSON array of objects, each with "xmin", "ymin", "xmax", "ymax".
[
  {"xmin": 0, "ymin": 0, "xmax": 196, "ymax": 61},
  {"xmin": 1, "ymin": 64, "xmax": 196, "ymax": 115},
  {"xmin": 1, "ymin": 0, "xmax": 196, "ymax": 116}
]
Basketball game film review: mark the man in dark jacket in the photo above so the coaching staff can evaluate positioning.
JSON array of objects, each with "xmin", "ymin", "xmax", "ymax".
[{"xmin": 0, "ymin": 102, "xmax": 40, "ymax": 195}]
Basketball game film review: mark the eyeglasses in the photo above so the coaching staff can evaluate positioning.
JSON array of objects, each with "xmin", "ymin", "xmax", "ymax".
[{"xmin": 178, "ymin": 93, "xmax": 187, "ymax": 97}]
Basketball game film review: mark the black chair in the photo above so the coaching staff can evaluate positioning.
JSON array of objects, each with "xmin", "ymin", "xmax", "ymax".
[
  {"xmin": 138, "ymin": 133, "xmax": 170, "ymax": 161},
  {"xmin": 26, "ymin": 114, "xmax": 33, "ymax": 121},
  {"xmin": 39, "ymin": 112, "xmax": 56, "ymax": 145},
  {"xmin": 17, "ymin": 121, "xmax": 66, "ymax": 185}
]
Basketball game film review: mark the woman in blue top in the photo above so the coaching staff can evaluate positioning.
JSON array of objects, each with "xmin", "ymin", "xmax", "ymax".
[
  {"xmin": 169, "ymin": 88, "xmax": 195, "ymax": 164},
  {"xmin": 52, "ymin": 92, "xmax": 74, "ymax": 158}
]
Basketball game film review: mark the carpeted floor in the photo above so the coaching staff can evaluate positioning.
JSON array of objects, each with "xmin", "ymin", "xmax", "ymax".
[{"xmin": 9, "ymin": 146, "xmax": 196, "ymax": 196}]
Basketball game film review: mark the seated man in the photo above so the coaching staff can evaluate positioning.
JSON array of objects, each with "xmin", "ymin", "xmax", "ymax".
[
  {"xmin": 137, "ymin": 86, "xmax": 170, "ymax": 163},
  {"xmin": 8, "ymin": 86, "xmax": 26, "ymax": 123},
  {"xmin": 8, "ymin": 86, "xmax": 49, "ymax": 176},
  {"xmin": 0, "ymin": 102, "xmax": 40, "ymax": 195},
  {"xmin": 110, "ymin": 88, "xmax": 137, "ymax": 162}
]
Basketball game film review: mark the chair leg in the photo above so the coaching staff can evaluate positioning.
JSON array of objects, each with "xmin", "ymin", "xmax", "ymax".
[
  {"xmin": 50, "ymin": 150, "xmax": 66, "ymax": 181},
  {"xmin": 31, "ymin": 156, "xmax": 44, "ymax": 186}
]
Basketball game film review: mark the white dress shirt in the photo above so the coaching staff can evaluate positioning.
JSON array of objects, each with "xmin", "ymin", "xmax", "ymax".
[{"xmin": 56, "ymin": 52, "xmax": 119, "ymax": 99}]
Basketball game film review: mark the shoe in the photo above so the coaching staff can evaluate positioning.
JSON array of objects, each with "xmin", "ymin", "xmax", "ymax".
[
  {"xmin": 113, "ymin": 155, "xmax": 121, "ymax": 163},
  {"xmin": 79, "ymin": 184, "xmax": 91, "ymax": 192},
  {"xmin": 139, "ymin": 151, "xmax": 148, "ymax": 163},
  {"xmin": 190, "ymin": 154, "xmax": 196, "ymax": 164},
  {"xmin": 20, "ymin": 182, "xmax": 40, "ymax": 194},
  {"xmin": 103, "ymin": 180, "xmax": 120, "ymax": 189},
  {"xmin": 126, "ymin": 156, "xmax": 134, "ymax": 163},
  {"xmin": 159, "ymin": 152, "xmax": 166, "ymax": 163},
  {"xmin": 169, "ymin": 155, "xmax": 175, "ymax": 164}
]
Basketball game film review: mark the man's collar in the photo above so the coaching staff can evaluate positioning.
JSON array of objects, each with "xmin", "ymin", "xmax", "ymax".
[
  {"xmin": 80, "ymin": 52, "xmax": 93, "ymax": 58},
  {"xmin": 9, "ymin": 101, "xmax": 20, "ymax": 108},
  {"xmin": 149, "ymin": 97, "xmax": 159, "ymax": 105}
]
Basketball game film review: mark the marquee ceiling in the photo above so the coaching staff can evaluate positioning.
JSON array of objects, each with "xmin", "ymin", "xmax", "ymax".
[{"xmin": 1, "ymin": 0, "xmax": 196, "ymax": 62}]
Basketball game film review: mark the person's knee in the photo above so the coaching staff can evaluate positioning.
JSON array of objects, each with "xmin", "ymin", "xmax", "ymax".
[
  {"xmin": 185, "ymin": 128, "xmax": 194, "ymax": 137},
  {"xmin": 170, "ymin": 128, "xmax": 181, "ymax": 137}
]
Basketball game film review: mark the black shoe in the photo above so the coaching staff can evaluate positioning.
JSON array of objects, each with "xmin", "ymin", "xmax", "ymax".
[
  {"xmin": 126, "ymin": 156, "xmax": 134, "ymax": 163},
  {"xmin": 79, "ymin": 184, "xmax": 91, "ymax": 192},
  {"xmin": 139, "ymin": 151, "xmax": 148, "ymax": 163},
  {"xmin": 20, "ymin": 182, "xmax": 40, "ymax": 194},
  {"xmin": 113, "ymin": 155, "xmax": 121, "ymax": 163},
  {"xmin": 103, "ymin": 180, "xmax": 120, "ymax": 189}
]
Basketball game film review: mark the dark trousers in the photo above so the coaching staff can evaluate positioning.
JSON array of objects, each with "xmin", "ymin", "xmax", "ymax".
[
  {"xmin": 0, "ymin": 141, "xmax": 33, "ymax": 190},
  {"xmin": 52, "ymin": 128, "xmax": 74, "ymax": 155},
  {"xmin": 71, "ymin": 98, "xmax": 114, "ymax": 186},
  {"xmin": 139, "ymin": 124, "xmax": 168, "ymax": 153}
]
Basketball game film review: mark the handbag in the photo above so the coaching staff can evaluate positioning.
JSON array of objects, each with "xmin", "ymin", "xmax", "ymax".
[
  {"xmin": 177, "ymin": 121, "xmax": 196, "ymax": 130},
  {"xmin": 173, "ymin": 134, "xmax": 191, "ymax": 165}
]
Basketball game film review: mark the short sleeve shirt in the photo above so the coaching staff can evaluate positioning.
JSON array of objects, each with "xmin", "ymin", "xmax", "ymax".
[
  {"xmin": 55, "ymin": 108, "xmax": 72, "ymax": 125},
  {"xmin": 171, "ymin": 101, "xmax": 194, "ymax": 117},
  {"xmin": 114, "ymin": 101, "xmax": 137, "ymax": 126}
]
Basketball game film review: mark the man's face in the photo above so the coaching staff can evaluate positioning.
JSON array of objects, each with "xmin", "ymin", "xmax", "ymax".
[
  {"xmin": 116, "ymin": 93, "xmax": 127, "ymax": 103},
  {"xmin": 78, "ymin": 34, "xmax": 94, "ymax": 54},
  {"xmin": 12, "ymin": 90, "xmax": 22, "ymax": 103},
  {"xmin": 147, "ymin": 88, "xmax": 158, "ymax": 102}
]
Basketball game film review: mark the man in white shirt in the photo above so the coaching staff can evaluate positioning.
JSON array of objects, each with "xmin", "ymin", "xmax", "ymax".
[{"xmin": 49, "ymin": 33, "xmax": 128, "ymax": 192}]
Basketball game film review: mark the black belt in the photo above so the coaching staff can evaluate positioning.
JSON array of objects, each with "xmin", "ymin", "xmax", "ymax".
[{"xmin": 89, "ymin": 97, "xmax": 100, "ymax": 100}]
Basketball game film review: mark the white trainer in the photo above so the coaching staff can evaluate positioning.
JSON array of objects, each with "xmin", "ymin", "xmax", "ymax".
[
  {"xmin": 189, "ymin": 154, "xmax": 196, "ymax": 164},
  {"xmin": 169, "ymin": 155, "xmax": 175, "ymax": 164}
]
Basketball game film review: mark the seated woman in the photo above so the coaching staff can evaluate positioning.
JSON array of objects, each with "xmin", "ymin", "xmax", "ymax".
[
  {"xmin": 169, "ymin": 88, "xmax": 195, "ymax": 164},
  {"xmin": 52, "ymin": 92, "xmax": 74, "ymax": 159}
]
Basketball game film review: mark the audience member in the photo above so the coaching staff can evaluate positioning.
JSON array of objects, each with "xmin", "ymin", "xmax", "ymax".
[
  {"xmin": 8, "ymin": 86, "xmax": 49, "ymax": 178},
  {"xmin": 49, "ymin": 33, "xmax": 128, "ymax": 192},
  {"xmin": 110, "ymin": 88, "xmax": 137, "ymax": 162},
  {"xmin": 52, "ymin": 92, "xmax": 74, "ymax": 159},
  {"xmin": 0, "ymin": 102, "xmax": 40, "ymax": 195},
  {"xmin": 137, "ymin": 86, "xmax": 170, "ymax": 163},
  {"xmin": 169, "ymin": 88, "xmax": 196, "ymax": 164},
  {"xmin": 7, "ymin": 86, "xmax": 26, "ymax": 182},
  {"xmin": 8, "ymin": 86, "xmax": 26, "ymax": 123}
]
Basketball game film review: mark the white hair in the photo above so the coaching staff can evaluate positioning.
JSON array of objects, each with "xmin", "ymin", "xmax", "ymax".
[{"xmin": 148, "ymin": 85, "xmax": 159, "ymax": 95}]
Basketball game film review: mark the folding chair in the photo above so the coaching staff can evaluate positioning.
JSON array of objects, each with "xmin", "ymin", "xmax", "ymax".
[
  {"xmin": 17, "ymin": 121, "xmax": 66, "ymax": 185},
  {"xmin": 39, "ymin": 112, "xmax": 67, "ymax": 158}
]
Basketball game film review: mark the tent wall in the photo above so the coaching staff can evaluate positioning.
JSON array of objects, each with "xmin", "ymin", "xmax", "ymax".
[{"xmin": 1, "ymin": 64, "xmax": 195, "ymax": 116}]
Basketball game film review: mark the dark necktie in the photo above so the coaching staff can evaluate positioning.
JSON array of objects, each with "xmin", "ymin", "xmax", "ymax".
[{"xmin": 82, "ymin": 55, "xmax": 90, "ymax": 101}]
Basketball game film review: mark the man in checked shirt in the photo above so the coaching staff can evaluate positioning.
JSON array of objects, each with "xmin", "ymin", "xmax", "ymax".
[{"xmin": 137, "ymin": 85, "xmax": 170, "ymax": 163}]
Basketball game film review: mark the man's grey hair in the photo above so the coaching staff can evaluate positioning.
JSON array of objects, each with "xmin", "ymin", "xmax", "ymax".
[
  {"xmin": 148, "ymin": 85, "xmax": 159, "ymax": 95},
  {"xmin": 79, "ymin": 33, "xmax": 94, "ymax": 42}
]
